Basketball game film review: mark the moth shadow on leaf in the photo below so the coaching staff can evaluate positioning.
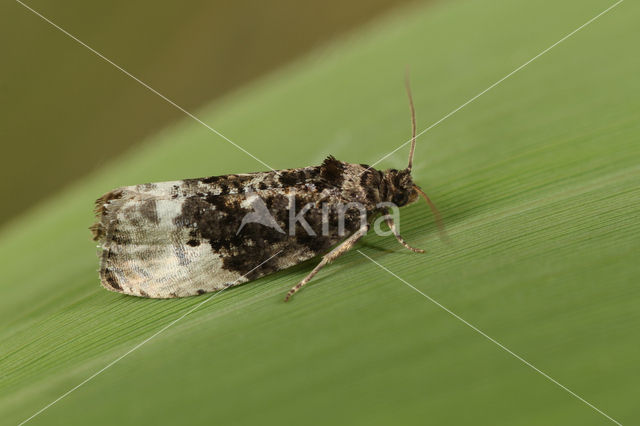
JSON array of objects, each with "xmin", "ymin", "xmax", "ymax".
[
  {"xmin": 357, "ymin": 239, "xmax": 397, "ymax": 254},
  {"xmin": 275, "ymin": 251, "xmax": 369, "ymax": 298}
]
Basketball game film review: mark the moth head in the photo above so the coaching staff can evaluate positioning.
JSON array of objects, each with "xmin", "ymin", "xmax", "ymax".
[
  {"xmin": 383, "ymin": 169, "xmax": 418, "ymax": 207},
  {"xmin": 381, "ymin": 165, "xmax": 444, "ymax": 237}
]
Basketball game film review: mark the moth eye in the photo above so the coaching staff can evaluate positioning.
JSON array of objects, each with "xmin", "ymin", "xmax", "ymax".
[{"xmin": 393, "ymin": 193, "xmax": 408, "ymax": 206}]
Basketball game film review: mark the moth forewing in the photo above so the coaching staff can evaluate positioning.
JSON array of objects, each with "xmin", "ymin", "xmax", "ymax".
[{"xmin": 94, "ymin": 159, "xmax": 356, "ymax": 297}]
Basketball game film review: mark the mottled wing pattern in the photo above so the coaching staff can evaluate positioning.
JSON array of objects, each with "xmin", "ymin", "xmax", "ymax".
[{"xmin": 92, "ymin": 157, "xmax": 371, "ymax": 298}]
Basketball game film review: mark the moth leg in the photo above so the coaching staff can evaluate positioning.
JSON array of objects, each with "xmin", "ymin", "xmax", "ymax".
[
  {"xmin": 385, "ymin": 215, "xmax": 425, "ymax": 253},
  {"xmin": 284, "ymin": 225, "xmax": 369, "ymax": 301}
]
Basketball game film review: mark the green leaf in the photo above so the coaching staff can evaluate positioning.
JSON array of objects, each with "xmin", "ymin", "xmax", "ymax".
[{"xmin": 1, "ymin": 0, "xmax": 638, "ymax": 424}]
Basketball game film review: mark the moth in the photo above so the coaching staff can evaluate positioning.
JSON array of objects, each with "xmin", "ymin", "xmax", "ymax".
[{"xmin": 91, "ymin": 81, "xmax": 442, "ymax": 301}]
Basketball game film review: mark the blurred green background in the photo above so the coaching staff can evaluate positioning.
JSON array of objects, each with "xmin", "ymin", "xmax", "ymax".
[
  {"xmin": 0, "ymin": 0, "xmax": 414, "ymax": 226},
  {"xmin": 1, "ymin": 0, "xmax": 639, "ymax": 425}
]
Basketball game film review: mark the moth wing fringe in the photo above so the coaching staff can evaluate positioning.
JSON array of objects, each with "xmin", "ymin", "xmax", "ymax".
[{"xmin": 91, "ymin": 189, "xmax": 124, "ymax": 241}]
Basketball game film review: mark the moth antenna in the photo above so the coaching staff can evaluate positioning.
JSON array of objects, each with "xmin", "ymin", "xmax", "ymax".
[
  {"xmin": 414, "ymin": 185, "xmax": 449, "ymax": 243},
  {"xmin": 405, "ymin": 68, "xmax": 417, "ymax": 172}
]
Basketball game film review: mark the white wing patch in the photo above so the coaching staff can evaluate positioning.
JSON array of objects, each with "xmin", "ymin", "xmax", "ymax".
[{"xmin": 95, "ymin": 184, "xmax": 247, "ymax": 298}]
